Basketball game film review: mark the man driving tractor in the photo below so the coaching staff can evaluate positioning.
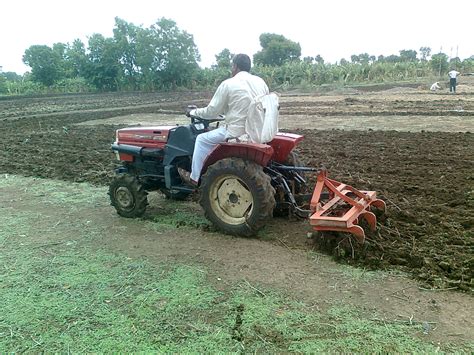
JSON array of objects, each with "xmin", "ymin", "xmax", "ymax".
[
  {"xmin": 110, "ymin": 54, "xmax": 385, "ymax": 240},
  {"xmin": 179, "ymin": 53, "xmax": 270, "ymax": 186}
]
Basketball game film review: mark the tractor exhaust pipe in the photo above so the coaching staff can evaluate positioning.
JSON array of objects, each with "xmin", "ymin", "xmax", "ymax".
[
  {"xmin": 111, "ymin": 143, "xmax": 142, "ymax": 156},
  {"xmin": 111, "ymin": 143, "xmax": 163, "ymax": 158}
]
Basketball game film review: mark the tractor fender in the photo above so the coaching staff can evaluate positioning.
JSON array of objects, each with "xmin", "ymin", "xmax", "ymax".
[
  {"xmin": 268, "ymin": 133, "xmax": 304, "ymax": 163},
  {"xmin": 201, "ymin": 142, "xmax": 274, "ymax": 177}
]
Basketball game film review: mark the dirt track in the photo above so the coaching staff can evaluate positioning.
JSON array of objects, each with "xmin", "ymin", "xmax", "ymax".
[{"xmin": 0, "ymin": 85, "xmax": 473, "ymax": 293}]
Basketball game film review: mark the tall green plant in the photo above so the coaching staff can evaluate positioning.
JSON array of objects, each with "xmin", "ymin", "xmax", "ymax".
[{"xmin": 23, "ymin": 45, "xmax": 63, "ymax": 86}]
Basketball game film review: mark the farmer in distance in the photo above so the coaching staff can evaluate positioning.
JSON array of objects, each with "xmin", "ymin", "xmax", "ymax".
[
  {"xmin": 430, "ymin": 82, "xmax": 441, "ymax": 91},
  {"xmin": 448, "ymin": 68, "xmax": 461, "ymax": 93}
]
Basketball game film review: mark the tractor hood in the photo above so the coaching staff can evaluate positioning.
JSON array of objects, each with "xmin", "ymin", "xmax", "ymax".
[{"xmin": 115, "ymin": 126, "xmax": 175, "ymax": 148}]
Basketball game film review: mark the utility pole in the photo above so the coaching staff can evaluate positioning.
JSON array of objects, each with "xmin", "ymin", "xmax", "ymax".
[{"xmin": 439, "ymin": 46, "xmax": 443, "ymax": 77}]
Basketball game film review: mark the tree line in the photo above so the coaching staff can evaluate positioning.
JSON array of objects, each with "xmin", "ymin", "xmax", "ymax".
[{"xmin": 1, "ymin": 17, "xmax": 473, "ymax": 95}]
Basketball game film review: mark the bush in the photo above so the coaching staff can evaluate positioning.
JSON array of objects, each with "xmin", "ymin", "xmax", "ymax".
[{"xmin": 0, "ymin": 76, "xmax": 7, "ymax": 94}]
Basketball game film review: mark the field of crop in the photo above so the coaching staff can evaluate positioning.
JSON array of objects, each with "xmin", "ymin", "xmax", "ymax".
[{"xmin": 0, "ymin": 81, "xmax": 473, "ymax": 351}]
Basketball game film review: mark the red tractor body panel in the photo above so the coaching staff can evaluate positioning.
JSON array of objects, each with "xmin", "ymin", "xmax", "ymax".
[
  {"xmin": 268, "ymin": 133, "xmax": 304, "ymax": 163},
  {"xmin": 116, "ymin": 126, "xmax": 173, "ymax": 148},
  {"xmin": 115, "ymin": 126, "xmax": 174, "ymax": 161},
  {"xmin": 201, "ymin": 143, "xmax": 274, "ymax": 176}
]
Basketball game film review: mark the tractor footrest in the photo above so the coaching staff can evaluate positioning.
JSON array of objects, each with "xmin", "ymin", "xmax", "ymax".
[
  {"xmin": 309, "ymin": 171, "xmax": 385, "ymax": 242},
  {"xmin": 169, "ymin": 185, "xmax": 196, "ymax": 193}
]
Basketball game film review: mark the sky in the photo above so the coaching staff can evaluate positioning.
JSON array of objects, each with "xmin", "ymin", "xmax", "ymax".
[{"xmin": 1, "ymin": 0, "xmax": 473, "ymax": 74}]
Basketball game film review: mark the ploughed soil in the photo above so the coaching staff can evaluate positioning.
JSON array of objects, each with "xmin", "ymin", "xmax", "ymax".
[{"xmin": 0, "ymin": 86, "xmax": 473, "ymax": 293}]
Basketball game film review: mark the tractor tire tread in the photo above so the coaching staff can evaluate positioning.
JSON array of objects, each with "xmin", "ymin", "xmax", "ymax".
[
  {"xmin": 199, "ymin": 158, "xmax": 275, "ymax": 237},
  {"xmin": 109, "ymin": 174, "xmax": 148, "ymax": 218}
]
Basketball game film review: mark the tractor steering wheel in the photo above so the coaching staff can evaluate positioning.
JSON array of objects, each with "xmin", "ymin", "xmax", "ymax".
[
  {"xmin": 186, "ymin": 105, "xmax": 224, "ymax": 129},
  {"xmin": 190, "ymin": 114, "xmax": 223, "ymax": 125},
  {"xmin": 188, "ymin": 112, "xmax": 224, "ymax": 132}
]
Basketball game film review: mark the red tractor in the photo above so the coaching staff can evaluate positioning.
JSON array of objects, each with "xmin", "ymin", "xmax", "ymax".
[{"xmin": 110, "ymin": 113, "xmax": 385, "ymax": 241}]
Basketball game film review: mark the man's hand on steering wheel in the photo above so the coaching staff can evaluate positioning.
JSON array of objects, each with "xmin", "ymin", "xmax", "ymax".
[{"xmin": 185, "ymin": 105, "xmax": 197, "ymax": 117}]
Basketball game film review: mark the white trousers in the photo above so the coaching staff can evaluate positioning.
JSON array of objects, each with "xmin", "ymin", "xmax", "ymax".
[{"xmin": 190, "ymin": 126, "xmax": 227, "ymax": 182}]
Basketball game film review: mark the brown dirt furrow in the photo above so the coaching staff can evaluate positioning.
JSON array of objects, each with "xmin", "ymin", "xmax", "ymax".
[{"xmin": 0, "ymin": 91, "xmax": 472, "ymax": 292}]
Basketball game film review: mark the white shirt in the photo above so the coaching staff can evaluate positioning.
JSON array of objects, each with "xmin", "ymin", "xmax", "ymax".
[
  {"xmin": 430, "ymin": 82, "xmax": 440, "ymax": 91},
  {"xmin": 448, "ymin": 70, "xmax": 460, "ymax": 79},
  {"xmin": 193, "ymin": 71, "xmax": 269, "ymax": 138}
]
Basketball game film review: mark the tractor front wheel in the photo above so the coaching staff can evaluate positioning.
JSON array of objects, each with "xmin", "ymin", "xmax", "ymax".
[
  {"xmin": 199, "ymin": 158, "xmax": 275, "ymax": 237},
  {"xmin": 109, "ymin": 175, "xmax": 148, "ymax": 218}
]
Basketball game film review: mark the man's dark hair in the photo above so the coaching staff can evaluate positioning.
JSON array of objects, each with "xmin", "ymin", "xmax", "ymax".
[{"xmin": 232, "ymin": 54, "xmax": 251, "ymax": 72}]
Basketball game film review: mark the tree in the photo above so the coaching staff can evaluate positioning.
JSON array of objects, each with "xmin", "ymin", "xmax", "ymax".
[
  {"xmin": 385, "ymin": 55, "xmax": 401, "ymax": 63},
  {"xmin": 340, "ymin": 58, "xmax": 349, "ymax": 66},
  {"xmin": 350, "ymin": 53, "xmax": 371, "ymax": 64},
  {"xmin": 134, "ymin": 26, "xmax": 157, "ymax": 90},
  {"xmin": 430, "ymin": 53, "xmax": 449, "ymax": 75},
  {"xmin": 253, "ymin": 33, "xmax": 301, "ymax": 66},
  {"xmin": 49, "ymin": 42, "xmax": 80, "ymax": 80},
  {"xmin": 148, "ymin": 18, "xmax": 200, "ymax": 89},
  {"xmin": 23, "ymin": 45, "xmax": 62, "ymax": 86},
  {"xmin": 127, "ymin": 18, "xmax": 200, "ymax": 90},
  {"xmin": 419, "ymin": 46, "xmax": 431, "ymax": 61},
  {"xmin": 113, "ymin": 17, "xmax": 140, "ymax": 89},
  {"xmin": 85, "ymin": 34, "xmax": 120, "ymax": 91},
  {"xmin": 65, "ymin": 39, "xmax": 88, "ymax": 78},
  {"xmin": 0, "ymin": 74, "xmax": 6, "ymax": 94},
  {"xmin": 302, "ymin": 55, "xmax": 324, "ymax": 65},
  {"xmin": 213, "ymin": 48, "xmax": 233, "ymax": 70},
  {"xmin": 314, "ymin": 55, "xmax": 324, "ymax": 65},
  {"xmin": 461, "ymin": 56, "xmax": 474, "ymax": 73},
  {"xmin": 449, "ymin": 57, "xmax": 461, "ymax": 68},
  {"xmin": 2, "ymin": 71, "xmax": 22, "ymax": 81},
  {"xmin": 399, "ymin": 49, "xmax": 418, "ymax": 62},
  {"xmin": 0, "ymin": 71, "xmax": 22, "ymax": 94}
]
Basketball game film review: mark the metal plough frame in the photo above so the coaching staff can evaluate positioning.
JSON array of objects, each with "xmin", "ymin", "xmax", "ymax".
[{"xmin": 309, "ymin": 170, "xmax": 386, "ymax": 242}]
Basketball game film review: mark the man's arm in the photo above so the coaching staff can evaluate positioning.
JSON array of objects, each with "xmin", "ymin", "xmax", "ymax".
[{"xmin": 193, "ymin": 81, "xmax": 229, "ymax": 119}]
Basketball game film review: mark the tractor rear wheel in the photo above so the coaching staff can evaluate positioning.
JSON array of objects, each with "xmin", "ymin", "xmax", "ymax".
[
  {"xmin": 199, "ymin": 158, "xmax": 275, "ymax": 237},
  {"xmin": 109, "ymin": 175, "xmax": 148, "ymax": 218}
]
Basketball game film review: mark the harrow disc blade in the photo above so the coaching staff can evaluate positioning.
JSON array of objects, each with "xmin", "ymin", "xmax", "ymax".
[{"xmin": 309, "ymin": 170, "xmax": 385, "ymax": 243}]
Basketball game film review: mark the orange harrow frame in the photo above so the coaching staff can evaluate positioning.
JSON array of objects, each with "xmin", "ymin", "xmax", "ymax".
[{"xmin": 309, "ymin": 170, "xmax": 386, "ymax": 242}]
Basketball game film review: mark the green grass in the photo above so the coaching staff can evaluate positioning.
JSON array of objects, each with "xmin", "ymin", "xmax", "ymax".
[
  {"xmin": 0, "ymin": 175, "xmax": 105, "ymax": 208},
  {"xmin": 149, "ymin": 208, "xmax": 211, "ymax": 230},
  {"xmin": 0, "ymin": 243, "xmax": 447, "ymax": 353},
  {"xmin": 0, "ymin": 248, "xmax": 223, "ymax": 352},
  {"xmin": 1, "ymin": 175, "xmax": 472, "ymax": 352}
]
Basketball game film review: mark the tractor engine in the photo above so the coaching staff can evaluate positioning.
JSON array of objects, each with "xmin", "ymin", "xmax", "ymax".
[{"xmin": 114, "ymin": 126, "xmax": 174, "ymax": 162}]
